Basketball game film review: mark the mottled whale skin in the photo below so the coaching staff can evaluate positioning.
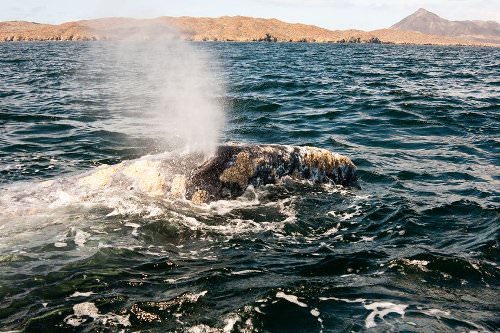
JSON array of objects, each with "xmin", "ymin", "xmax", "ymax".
[
  {"xmin": 0, "ymin": 143, "xmax": 358, "ymax": 219},
  {"xmin": 185, "ymin": 143, "xmax": 358, "ymax": 203}
]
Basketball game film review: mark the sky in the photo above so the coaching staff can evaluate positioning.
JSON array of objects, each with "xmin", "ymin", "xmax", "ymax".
[{"xmin": 2, "ymin": 0, "xmax": 499, "ymax": 31}]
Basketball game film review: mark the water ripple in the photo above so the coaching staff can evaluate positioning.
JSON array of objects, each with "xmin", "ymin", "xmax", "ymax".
[{"xmin": 0, "ymin": 42, "xmax": 498, "ymax": 332}]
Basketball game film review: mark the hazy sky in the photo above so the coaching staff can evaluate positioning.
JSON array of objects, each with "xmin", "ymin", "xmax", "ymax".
[{"xmin": 3, "ymin": 0, "xmax": 499, "ymax": 30}]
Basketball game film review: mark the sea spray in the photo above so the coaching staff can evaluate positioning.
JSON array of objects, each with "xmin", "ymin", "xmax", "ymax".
[
  {"xmin": 0, "ymin": 25, "xmax": 227, "ymax": 246},
  {"xmin": 90, "ymin": 23, "xmax": 225, "ymax": 156}
]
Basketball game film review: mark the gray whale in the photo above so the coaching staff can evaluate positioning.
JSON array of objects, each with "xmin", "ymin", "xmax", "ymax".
[
  {"xmin": 185, "ymin": 143, "xmax": 358, "ymax": 203},
  {"xmin": 0, "ymin": 143, "xmax": 358, "ymax": 220}
]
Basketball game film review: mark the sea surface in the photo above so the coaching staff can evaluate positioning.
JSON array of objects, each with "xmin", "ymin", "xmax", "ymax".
[{"xmin": 0, "ymin": 42, "xmax": 499, "ymax": 332}]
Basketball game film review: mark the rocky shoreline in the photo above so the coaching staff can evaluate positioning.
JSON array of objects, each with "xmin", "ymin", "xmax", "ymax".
[{"xmin": 0, "ymin": 16, "xmax": 497, "ymax": 47}]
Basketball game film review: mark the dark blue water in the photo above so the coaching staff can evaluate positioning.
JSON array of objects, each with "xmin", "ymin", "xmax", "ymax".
[{"xmin": 0, "ymin": 42, "xmax": 499, "ymax": 332}]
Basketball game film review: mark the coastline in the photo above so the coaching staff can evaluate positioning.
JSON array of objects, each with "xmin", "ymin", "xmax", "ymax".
[
  {"xmin": 1, "ymin": 16, "xmax": 498, "ymax": 47},
  {"xmin": 1, "ymin": 40, "xmax": 497, "ymax": 48}
]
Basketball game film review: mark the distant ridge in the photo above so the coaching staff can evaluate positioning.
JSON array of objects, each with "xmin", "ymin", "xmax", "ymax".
[
  {"xmin": 391, "ymin": 8, "xmax": 500, "ymax": 44},
  {"xmin": 0, "ymin": 15, "xmax": 497, "ymax": 46}
]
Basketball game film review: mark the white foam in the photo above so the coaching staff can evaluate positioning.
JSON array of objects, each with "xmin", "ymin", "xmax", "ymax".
[
  {"xmin": 72, "ymin": 302, "xmax": 99, "ymax": 318},
  {"xmin": 164, "ymin": 276, "xmax": 187, "ymax": 284},
  {"xmin": 254, "ymin": 307, "xmax": 265, "ymax": 314},
  {"xmin": 421, "ymin": 308, "xmax": 451, "ymax": 317},
  {"xmin": 184, "ymin": 291, "xmax": 208, "ymax": 302},
  {"xmin": 319, "ymin": 296, "xmax": 366, "ymax": 303},
  {"xmin": 204, "ymin": 191, "xmax": 261, "ymax": 216},
  {"xmin": 47, "ymin": 190, "xmax": 75, "ymax": 208},
  {"xmin": 178, "ymin": 214, "xmax": 285, "ymax": 236},
  {"xmin": 364, "ymin": 302, "xmax": 408, "ymax": 329},
  {"xmin": 310, "ymin": 308, "xmax": 320, "ymax": 317},
  {"xmin": 74, "ymin": 230, "xmax": 91, "ymax": 247},
  {"xmin": 276, "ymin": 291, "xmax": 307, "ymax": 308},
  {"xmin": 470, "ymin": 261, "xmax": 481, "ymax": 270},
  {"xmin": 64, "ymin": 302, "xmax": 131, "ymax": 327},
  {"xmin": 186, "ymin": 313, "xmax": 252, "ymax": 333},
  {"xmin": 223, "ymin": 314, "xmax": 241, "ymax": 333},
  {"xmin": 64, "ymin": 302, "xmax": 99, "ymax": 327},
  {"xmin": 319, "ymin": 296, "xmax": 408, "ymax": 328},
  {"xmin": 321, "ymin": 223, "xmax": 340, "ymax": 237},
  {"xmin": 403, "ymin": 259, "xmax": 429, "ymax": 271},
  {"xmin": 389, "ymin": 259, "xmax": 430, "ymax": 272},
  {"xmin": 194, "ymin": 196, "xmax": 296, "ymax": 236},
  {"xmin": 339, "ymin": 212, "xmax": 357, "ymax": 220},
  {"xmin": 124, "ymin": 222, "xmax": 140, "ymax": 236},
  {"xmin": 70, "ymin": 291, "xmax": 95, "ymax": 298},
  {"xmin": 231, "ymin": 270, "xmax": 262, "ymax": 276},
  {"xmin": 327, "ymin": 209, "xmax": 361, "ymax": 222}
]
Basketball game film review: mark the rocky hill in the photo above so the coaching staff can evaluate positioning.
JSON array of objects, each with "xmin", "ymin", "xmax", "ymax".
[
  {"xmin": 0, "ymin": 15, "xmax": 496, "ymax": 46},
  {"xmin": 391, "ymin": 8, "xmax": 500, "ymax": 44}
]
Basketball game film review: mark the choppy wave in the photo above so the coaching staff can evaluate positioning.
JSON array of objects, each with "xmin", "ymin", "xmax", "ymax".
[{"xmin": 0, "ymin": 42, "xmax": 498, "ymax": 332}]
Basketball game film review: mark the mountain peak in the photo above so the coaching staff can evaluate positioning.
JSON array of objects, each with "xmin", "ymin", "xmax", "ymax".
[
  {"xmin": 391, "ymin": 8, "xmax": 500, "ymax": 44},
  {"xmin": 415, "ymin": 8, "xmax": 432, "ymax": 14},
  {"xmin": 411, "ymin": 8, "xmax": 440, "ymax": 19}
]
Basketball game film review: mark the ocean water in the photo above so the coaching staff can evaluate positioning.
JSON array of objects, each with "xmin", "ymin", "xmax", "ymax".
[{"xmin": 0, "ymin": 42, "xmax": 499, "ymax": 332}]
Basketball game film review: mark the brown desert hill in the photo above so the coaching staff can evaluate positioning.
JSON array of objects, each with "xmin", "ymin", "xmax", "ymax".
[
  {"xmin": 0, "ymin": 20, "xmax": 98, "ymax": 41},
  {"xmin": 391, "ymin": 8, "xmax": 500, "ymax": 44},
  {"xmin": 0, "ymin": 15, "xmax": 497, "ymax": 46}
]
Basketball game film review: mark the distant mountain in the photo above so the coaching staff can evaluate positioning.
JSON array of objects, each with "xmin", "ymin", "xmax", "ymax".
[
  {"xmin": 0, "ymin": 15, "xmax": 496, "ymax": 46},
  {"xmin": 391, "ymin": 8, "xmax": 500, "ymax": 44}
]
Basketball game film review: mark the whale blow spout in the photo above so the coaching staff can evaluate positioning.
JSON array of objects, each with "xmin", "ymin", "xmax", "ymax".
[{"xmin": 185, "ymin": 143, "xmax": 358, "ymax": 204}]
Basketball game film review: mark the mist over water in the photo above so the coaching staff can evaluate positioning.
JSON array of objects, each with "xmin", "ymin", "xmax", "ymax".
[{"xmin": 93, "ymin": 27, "xmax": 225, "ymax": 155}]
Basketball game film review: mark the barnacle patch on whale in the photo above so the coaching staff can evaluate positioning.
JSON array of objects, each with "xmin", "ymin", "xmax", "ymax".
[
  {"xmin": 122, "ymin": 160, "xmax": 166, "ymax": 196},
  {"xmin": 78, "ymin": 164, "xmax": 121, "ymax": 188},
  {"xmin": 220, "ymin": 151, "xmax": 262, "ymax": 187},
  {"xmin": 67, "ymin": 143, "xmax": 358, "ymax": 205}
]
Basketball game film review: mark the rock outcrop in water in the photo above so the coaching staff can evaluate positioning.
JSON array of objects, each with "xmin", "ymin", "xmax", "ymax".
[{"xmin": 0, "ymin": 15, "xmax": 497, "ymax": 46}]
